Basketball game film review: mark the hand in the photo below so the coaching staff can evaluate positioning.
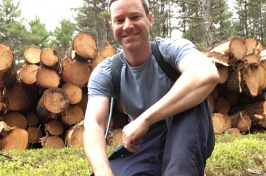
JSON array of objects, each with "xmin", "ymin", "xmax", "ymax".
[{"xmin": 122, "ymin": 117, "xmax": 149, "ymax": 153}]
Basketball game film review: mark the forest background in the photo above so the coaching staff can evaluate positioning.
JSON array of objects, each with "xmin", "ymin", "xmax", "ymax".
[{"xmin": 0, "ymin": 0, "xmax": 265, "ymax": 70}]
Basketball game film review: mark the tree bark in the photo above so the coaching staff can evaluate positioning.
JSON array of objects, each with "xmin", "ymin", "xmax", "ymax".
[
  {"xmin": 62, "ymin": 82, "xmax": 82, "ymax": 104},
  {"xmin": 3, "ymin": 111, "xmax": 27, "ymax": 129},
  {"xmin": 65, "ymin": 121, "xmax": 84, "ymax": 147},
  {"xmin": 6, "ymin": 82, "xmax": 29, "ymax": 111},
  {"xmin": 36, "ymin": 88, "xmax": 69, "ymax": 121}
]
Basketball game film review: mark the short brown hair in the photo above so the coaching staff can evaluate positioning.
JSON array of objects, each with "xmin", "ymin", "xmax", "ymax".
[{"xmin": 108, "ymin": 0, "xmax": 149, "ymax": 16}]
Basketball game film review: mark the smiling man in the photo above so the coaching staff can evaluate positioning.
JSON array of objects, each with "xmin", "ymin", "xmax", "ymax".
[{"xmin": 83, "ymin": 0, "xmax": 219, "ymax": 175}]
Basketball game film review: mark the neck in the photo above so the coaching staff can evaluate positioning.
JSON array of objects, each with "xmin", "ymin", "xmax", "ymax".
[{"xmin": 123, "ymin": 42, "xmax": 151, "ymax": 67}]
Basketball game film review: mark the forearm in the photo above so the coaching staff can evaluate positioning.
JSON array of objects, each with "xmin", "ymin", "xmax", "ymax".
[
  {"xmin": 84, "ymin": 124, "xmax": 114, "ymax": 176},
  {"xmin": 140, "ymin": 62, "xmax": 219, "ymax": 126}
]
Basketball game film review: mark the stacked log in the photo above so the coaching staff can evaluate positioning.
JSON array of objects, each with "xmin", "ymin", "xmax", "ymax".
[
  {"xmin": 204, "ymin": 37, "xmax": 266, "ymax": 135},
  {"xmin": 1, "ymin": 34, "xmax": 265, "ymax": 150},
  {"xmin": 0, "ymin": 32, "xmax": 127, "ymax": 150}
]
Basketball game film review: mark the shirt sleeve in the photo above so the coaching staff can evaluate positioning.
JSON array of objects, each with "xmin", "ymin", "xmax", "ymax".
[
  {"xmin": 87, "ymin": 57, "xmax": 114, "ymax": 98},
  {"xmin": 155, "ymin": 37, "xmax": 200, "ymax": 73}
]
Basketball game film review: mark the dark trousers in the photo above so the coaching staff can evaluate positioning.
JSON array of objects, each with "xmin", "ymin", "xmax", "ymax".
[{"xmin": 109, "ymin": 99, "xmax": 215, "ymax": 176}]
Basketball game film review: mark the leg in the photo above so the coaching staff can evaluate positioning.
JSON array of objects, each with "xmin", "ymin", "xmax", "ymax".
[
  {"xmin": 109, "ymin": 129, "xmax": 167, "ymax": 176},
  {"xmin": 162, "ymin": 99, "xmax": 215, "ymax": 176}
]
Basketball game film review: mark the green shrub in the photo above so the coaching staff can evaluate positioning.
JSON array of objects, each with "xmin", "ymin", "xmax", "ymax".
[{"xmin": 0, "ymin": 133, "xmax": 265, "ymax": 176}]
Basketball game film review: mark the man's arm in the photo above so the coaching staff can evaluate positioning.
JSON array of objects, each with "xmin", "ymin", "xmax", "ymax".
[
  {"xmin": 83, "ymin": 96, "xmax": 114, "ymax": 176},
  {"xmin": 122, "ymin": 52, "xmax": 220, "ymax": 152}
]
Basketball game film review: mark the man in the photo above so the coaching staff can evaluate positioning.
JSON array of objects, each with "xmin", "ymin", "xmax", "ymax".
[{"xmin": 83, "ymin": 0, "xmax": 219, "ymax": 175}]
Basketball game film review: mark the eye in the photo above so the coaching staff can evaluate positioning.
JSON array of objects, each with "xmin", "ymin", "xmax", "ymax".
[
  {"xmin": 132, "ymin": 16, "xmax": 140, "ymax": 21},
  {"xmin": 114, "ymin": 18, "xmax": 124, "ymax": 24}
]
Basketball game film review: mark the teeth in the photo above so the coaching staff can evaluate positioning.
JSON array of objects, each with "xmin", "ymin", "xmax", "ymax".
[{"xmin": 125, "ymin": 34, "xmax": 137, "ymax": 38}]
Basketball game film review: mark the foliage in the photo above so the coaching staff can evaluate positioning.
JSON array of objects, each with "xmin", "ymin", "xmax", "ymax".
[
  {"xmin": 49, "ymin": 19, "xmax": 76, "ymax": 59},
  {"xmin": 0, "ymin": 133, "xmax": 265, "ymax": 176}
]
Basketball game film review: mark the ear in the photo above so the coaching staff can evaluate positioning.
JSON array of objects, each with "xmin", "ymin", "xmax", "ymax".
[
  {"xmin": 148, "ymin": 13, "xmax": 153, "ymax": 28},
  {"xmin": 109, "ymin": 21, "xmax": 113, "ymax": 30}
]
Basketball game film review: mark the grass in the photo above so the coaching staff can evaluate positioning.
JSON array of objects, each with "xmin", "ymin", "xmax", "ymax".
[{"xmin": 0, "ymin": 133, "xmax": 265, "ymax": 176}]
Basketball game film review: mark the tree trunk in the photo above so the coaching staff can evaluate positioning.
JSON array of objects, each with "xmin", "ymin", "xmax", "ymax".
[
  {"xmin": 0, "ymin": 127, "xmax": 28, "ymax": 151},
  {"xmin": 36, "ymin": 68, "xmax": 61, "ymax": 89},
  {"xmin": 44, "ymin": 120, "xmax": 64, "ymax": 136},
  {"xmin": 19, "ymin": 64, "xmax": 40, "ymax": 85},
  {"xmin": 6, "ymin": 82, "xmax": 29, "ymax": 111},
  {"xmin": 23, "ymin": 46, "xmax": 41, "ymax": 64},
  {"xmin": 61, "ymin": 105, "xmax": 84, "ymax": 125},
  {"xmin": 61, "ymin": 58, "xmax": 92, "ymax": 88},
  {"xmin": 27, "ymin": 127, "xmax": 42, "ymax": 144},
  {"xmin": 36, "ymin": 88, "xmax": 69, "ymax": 121},
  {"xmin": 40, "ymin": 134, "xmax": 65, "ymax": 149},
  {"xmin": 3, "ymin": 111, "xmax": 27, "ymax": 129},
  {"xmin": 40, "ymin": 48, "xmax": 60, "ymax": 71},
  {"xmin": 92, "ymin": 39, "xmax": 116, "ymax": 69},
  {"xmin": 65, "ymin": 121, "xmax": 84, "ymax": 147},
  {"xmin": 72, "ymin": 33, "xmax": 98, "ymax": 61},
  {"xmin": 61, "ymin": 83, "xmax": 82, "ymax": 104}
]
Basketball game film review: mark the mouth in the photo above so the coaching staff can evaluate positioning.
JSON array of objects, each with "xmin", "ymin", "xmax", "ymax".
[{"xmin": 123, "ymin": 33, "xmax": 138, "ymax": 39}]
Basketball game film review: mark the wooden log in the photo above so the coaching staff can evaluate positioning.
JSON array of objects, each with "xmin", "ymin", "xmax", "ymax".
[
  {"xmin": 225, "ymin": 128, "xmax": 241, "ymax": 135},
  {"xmin": 65, "ymin": 121, "xmax": 84, "ymax": 147},
  {"xmin": 0, "ymin": 43, "xmax": 15, "ymax": 88},
  {"xmin": 61, "ymin": 58, "xmax": 92, "ymax": 88},
  {"xmin": 77, "ymin": 93, "xmax": 88, "ymax": 114},
  {"xmin": 212, "ymin": 113, "xmax": 227, "ymax": 134},
  {"xmin": 44, "ymin": 120, "xmax": 64, "ymax": 136},
  {"xmin": 25, "ymin": 112, "xmax": 40, "ymax": 127},
  {"xmin": 226, "ymin": 94, "xmax": 239, "ymax": 107},
  {"xmin": 36, "ymin": 68, "xmax": 60, "ymax": 89},
  {"xmin": 19, "ymin": 64, "xmax": 40, "ymax": 85},
  {"xmin": 92, "ymin": 39, "xmax": 116, "ymax": 69},
  {"xmin": 6, "ymin": 82, "xmax": 29, "ymax": 111},
  {"xmin": 107, "ymin": 128, "xmax": 123, "ymax": 147},
  {"xmin": 36, "ymin": 87, "xmax": 69, "ymax": 120},
  {"xmin": 40, "ymin": 48, "xmax": 60, "ymax": 71},
  {"xmin": 72, "ymin": 33, "xmax": 98, "ymax": 60},
  {"xmin": 23, "ymin": 46, "xmax": 41, "ymax": 64},
  {"xmin": 206, "ymin": 38, "xmax": 230, "ymax": 55},
  {"xmin": 222, "ymin": 113, "xmax": 232, "ymax": 130},
  {"xmin": 219, "ymin": 70, "xmax": 249, "ymax": 97},
  {"xmin": 3, "ymin": 111, "xmax": 27, "ymax": 129},
  {"xmin": 229, "ymin": 37, "xmax": 247, "ymax": 60},
  {"xmin": 242, "ymin": 62, "xmax": 266, "ymax": 96},
  {"xmin": 61, "ymin": 105, "xmax": 84, "ymax": 125},
  {"xmin": 62, "ymin": 83, "xmax": 82, "ymax": 104},
  {"xmin": 0, "ymin": 127, "xmax": 28, "ymax": 151},
  {"xmin": 40, "ymin": 134, "xmax": 65, "ymax": 148},
  {"xmin": 0, "ymin": 59, "xmax": 17, "ymax": 88},
  {"xmin": 27, "ymin": 127, "xmax": 42, "ymax": 144},
  {"xmin": 215, "ymin": 97, "xmax": 230, "ymax": 114},
  {"xmin": 216, "ymin": 64, "xmax": 229, "ymax": 84},
  {"xmin": 208, "ymin": 94, "xmax": 215, "ymax": 113},
  {"xmin": 236, "ymin": 113, "xmax": 251, "ymax": 133}
]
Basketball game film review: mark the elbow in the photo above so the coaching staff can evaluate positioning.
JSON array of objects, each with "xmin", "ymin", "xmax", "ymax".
[{"xmin": 208, "ymin": 65, "xmax": 220, "ymax": 88}]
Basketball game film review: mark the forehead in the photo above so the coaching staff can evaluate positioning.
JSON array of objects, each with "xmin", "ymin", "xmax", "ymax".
[{"xmin": 110, "ymin": 0, "xmax": 145, "ymax": 17}]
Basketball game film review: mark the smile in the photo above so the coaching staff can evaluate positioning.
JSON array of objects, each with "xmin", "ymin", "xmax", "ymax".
[{"xmin": 123, "ymin": 33, "xmax": 138, "ymax": 38}]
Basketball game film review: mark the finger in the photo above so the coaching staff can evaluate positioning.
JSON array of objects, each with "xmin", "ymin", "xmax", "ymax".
[{"xmin": 124, "ymin": 142, "xmax": 140, "ymax": 153}]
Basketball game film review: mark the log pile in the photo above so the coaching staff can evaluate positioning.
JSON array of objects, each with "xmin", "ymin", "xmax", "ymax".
[
  {"xmin": 1, "ymin": 35, "xmax": 265, "ymax": 150},
  {"xmin": 203, "ymin": 37, "xmax": 266, "ymax": 135},
  {"xmin": 0, "ymin": 33, "xmax": 128, "ymax": 150}
]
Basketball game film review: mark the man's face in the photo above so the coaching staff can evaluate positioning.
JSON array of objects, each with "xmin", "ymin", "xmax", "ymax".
[{"xmin": 109, "ymin": 0, "xmax": 153, "ymax": 52}]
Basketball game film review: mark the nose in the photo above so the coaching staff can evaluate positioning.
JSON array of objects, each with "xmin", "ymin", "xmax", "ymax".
[{"xmin": 123, "ymin": 18, "xmax": 133, "ymax": 31}]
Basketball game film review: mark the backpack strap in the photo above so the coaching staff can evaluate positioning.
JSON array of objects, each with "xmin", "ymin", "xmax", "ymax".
[
  {"xmin": 111, "ymin": 53, "xmax": 123, "ymax": 100},
  {"xmin": 111, "ymin": 42, "xmax": 180, "ymax": 100},
  {"xmin": 150, "ymin": 41, "xmax": 179, "ymax": 81}
]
